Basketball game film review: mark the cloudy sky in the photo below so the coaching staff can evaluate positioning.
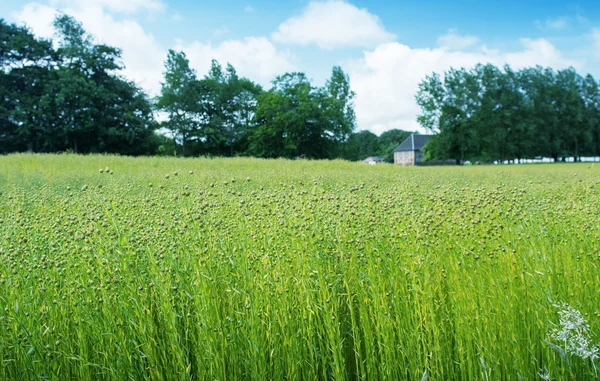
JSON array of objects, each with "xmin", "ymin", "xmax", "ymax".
[{"xmin": 3, "ymin": 0, "xmax": 600, "ymax": 134}]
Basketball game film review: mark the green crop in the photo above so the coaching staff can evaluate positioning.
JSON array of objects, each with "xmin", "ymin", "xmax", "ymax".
[{"xmin": 0, "ymin": 154, "xmax": 599, "ymax": 380}]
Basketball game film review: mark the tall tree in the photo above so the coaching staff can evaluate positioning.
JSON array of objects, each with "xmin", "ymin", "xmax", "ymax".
[
  {"xmin": 156, "ymin": 50, "xmax": 201, "ymax": 156},
  {"xmin": 249, "ymin": 73, "xmax": 320, "ymax": 158},
  {"xmin": 43, "ymin": 14, "xmax": 158, "ymax": 154},
  {"xmin": 342, "ymin": 130, "xmax": 380, "ymax": 161},
  {"xmin": 416, "ymin": 63, "xmax": 599, "ymax": 163},
  {"xmin": 555, "ymin": 68, "xmax": 586, "ymax": 161},
  {"xmin": 249, "ymin": 69, "xmax": 356, "ymax": 159},
  {"xmin": 0, "ymin": 19, "xmax": 55, "ymax": 153},
  {"xmin": 320, "ymin": 66, "xmax": 356, "ymax": 156},
  {"xmin": 199, "ymin": 60, "xmax": 262, "ymax": 156},
  {"xmin": 582, "ymin": 74, "xmax": 600, "ymax": 157}
]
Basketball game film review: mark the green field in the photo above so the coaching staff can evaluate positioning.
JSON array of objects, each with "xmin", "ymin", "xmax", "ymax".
[{"xmin": 1, "ymin": 154, "xmax": 599, "ymax": 380}]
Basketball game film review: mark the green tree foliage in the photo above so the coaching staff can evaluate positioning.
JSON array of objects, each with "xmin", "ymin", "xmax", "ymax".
[
  {"xmin": 248, "ymin": 67, "xmax": 356, "ymax": 159},
  {"xmin": 416, "ymin": 64, "xmax": 600, "ymax": 163},
  {"xmin": 378, "ymin": 129, "xmax": 413, "ymax": 162},
  {"xmin": 343, "ymin": 130, "xmax": 380, "ymax": 161},
  {"xmin": 0, "ymin": 19, "xmax": 55, "ymax": 153},
  {"xmin": 321, "ymin": 66, "xmax": 356, "ymax": 147},
  {"xmin": 50, "ymin": 15, "xmax": 158, "ymax": 154},
  {"xmin": 156, "ymin": 50, "xmax": 201, "ymax": 156},
  {"xmin": 341, "ymin": 128, "xmax": 414, "ymax": 162},
  {"xmin": 199, "ymin": 60, "xmax": 262, "ymax": 156},
  {"xmin": 0, "ymin": 16, "xmax": 158, "ymax": 155},
  {"xmin": 156, "ymin": 55, "xmax": 263, "ymax": 157},
  {"xmin": 3, "ymin": 15, "xmax": 360, "ymax": 159}
]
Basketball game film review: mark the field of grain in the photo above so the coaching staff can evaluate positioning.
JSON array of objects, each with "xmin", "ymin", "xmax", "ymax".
[{"xmin": 1, "ymin": 154, "xmax": 599, "ymax": 380}]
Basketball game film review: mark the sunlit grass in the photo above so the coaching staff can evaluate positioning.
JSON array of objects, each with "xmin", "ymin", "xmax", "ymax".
[{"xmin": 1, "ymin": 153, "xmax": 599, "ymax": 380}]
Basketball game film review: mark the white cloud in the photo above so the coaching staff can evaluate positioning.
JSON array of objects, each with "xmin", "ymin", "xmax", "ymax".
[
  {"xmin": 213, "ymin": 27, "xmax": 230, "ymax": 37},
  {"xmin": 590, "ymin": 28, "xmax": 600, "ymax": 61},
  {"xmin": 10, "ymin": 0, "xmax": 593, "ymax": 138},
  {"xmin": 13, "ymin": 1, "xmax": 296, "ymax": 94},
  {"xmin": 535, "ymin": 17, "xmax": 569, "ymax": 31},
  {"xmin": 347, "ymin": 38, "xmax": 581, "ymax": 135},
  {"xmin": 49, "ymin": 0, "xmax": 165, "ymax": 14},
  {"xmin": 244, "ymin": 5, "xmax": 254, "ymax": 13},
  {"xmin": 437, "ymin": 29, "xmax": 479, "ymax": 51},
  {"xmin": 592, "ymin": 28, "xmax": 600, "ymax": 47},
  {"xmin": 175, "ymin": 37, "xmax": 296, "ymax": 87},
  {"xmin": 13, "ymin": 3, "xmax": 58, "ymax": 39},
  {"xmin": 272, "ymin": 0, "xmax": 395, "ymax": 49},
  {"xmin": 14, "ymin": 1, "xmax": 167, "ymax": 95}
]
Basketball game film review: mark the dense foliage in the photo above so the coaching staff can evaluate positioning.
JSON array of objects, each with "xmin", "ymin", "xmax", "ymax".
[
  {"xmin": 0, "ymin": 16, "xmax": 159, "ymax": 155},
  {"xmin": 416, "ymin": 64, "xmax": 600, "ymax": 163},
  {"xmin": 5, "ymin": 15, "xmax": 599, "ymax": 162},
  {"xmin": 157, "ymin": 54, "xmax": 358, "ymax": 159},
  {"xmin": 0, "ymin": 16, "xmax": 360, "ymax": 159},
  {"xmin": 1, "ymin": 154, "xmax": 599, "ymax": 380}
]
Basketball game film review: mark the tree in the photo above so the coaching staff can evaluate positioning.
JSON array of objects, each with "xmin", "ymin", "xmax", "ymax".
[
  {"xmin": 342, "ymin": 130, "xmax": 380, "ymax": 161},
  {"xmin": 249, "ymin": 73, "xmax": 320, "ymax": 158},
  {"xmin": 48, "ymin": 15, "xmax": 158, "ymax": 154},
  {"xmin": 555, "ymin": 68, "xmax": 586, "ymax": 161},
  {"xmin": 0, "ymin": 19, "xmax": 55, "ymax": 153},
  {"xmin": 199, "ymin": 60, "xmax": 262, "ymax": 156},
  {"xmin": 582, "ymin": 74, "xmax": 600, "ymax": 157},
  {"xmin": 320, "ymin": 66, "xmax": 356, "ymax": 155},
  {"xmin": 377, "ymin": 129, "xmax": 413, "ymax": 162},
  {"xmin": 419, "ymin": 68, "xmax": 479, "ymax": 163},
  {"xmin": 415, "ymin": 72, "xmax": 445, "ymax": 132},
  {"xmin": 156, "ymin": 50, "xmax": 201, "ymax": 156},
  {"xmin": 249, "ymin": 70, "xmax": 355, "ymax": 159},
  {"xmin": 415, "ymin": 63, "xmax": 598, "ymax": 163}
]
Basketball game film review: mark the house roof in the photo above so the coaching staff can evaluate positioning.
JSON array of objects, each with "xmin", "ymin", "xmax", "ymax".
[
  {"xmin": 362, "ymin": 156, "xmax": 385, "ymax": 162},
  {"xmin": 393, "ymin": 134, "xmax": 431, "ymax": 152}
]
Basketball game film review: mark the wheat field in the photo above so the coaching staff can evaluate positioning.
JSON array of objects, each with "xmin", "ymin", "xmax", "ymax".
[{"xmin": 1, "ymin": 154, "xmax": 599, "ymax": 380}]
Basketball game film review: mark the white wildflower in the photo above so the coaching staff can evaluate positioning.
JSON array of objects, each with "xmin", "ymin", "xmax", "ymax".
[{"xmin": 551, "ymin": 303, "xmax": 599, "ymax": 362}]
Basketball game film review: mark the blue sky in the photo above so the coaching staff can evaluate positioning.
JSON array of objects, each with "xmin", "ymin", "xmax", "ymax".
[{"xmin": 3, "ymin": 0, "xmax": 600, "ymax": 134}]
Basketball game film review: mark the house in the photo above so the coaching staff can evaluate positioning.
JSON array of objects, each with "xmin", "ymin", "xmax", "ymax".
[
  {"xmin": 393, "ymin": 134, "xmax": 431, "ymax": 166},
  {"xmin": 362, "ymin": 156, "xmax": 385, "ymax": 165}
]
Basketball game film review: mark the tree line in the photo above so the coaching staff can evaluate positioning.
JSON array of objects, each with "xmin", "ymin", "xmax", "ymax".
[
  {"xmin": 156, "ymin": 50, "xmax": 357, "ymax": 159},
  {"xmin": 10, "ymin": 15, "xmax": 596, "ymax": 164},
  {"xmin": 2, "ymin": 15, "xmax": 413, "ymax": 160},
  {"xmin": 416, "ymin": 64, "xmax": 600, "ymax": 163},
  {"xmin": 1, "ymin": 16, "xmax": 159, "ymax": 155}
]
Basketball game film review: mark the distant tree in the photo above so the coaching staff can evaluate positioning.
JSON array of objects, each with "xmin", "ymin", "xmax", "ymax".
[
  {"xmin": 519, "ymin": 67, "xmax": 563, "ymax": 161},
  {"xmin": 582, "ymin": 74, "xmax": 600, "ymax": 157},
  {"xmin": 249, "ymin": 73, "xmax": 320, "ymax": 158},
  {"xmin": 416, "ymin": 63, "xmax": 599, "ymax": 163},
  {"xmin": 199, "ymin": 60, "xmax": 262, "ymax": 156},
  {"xmin": 320, "ymin": 66, "xmax": 356, "ymax": 156},
  {"xmin": 0, "ymin": 19, "xmax": 55, "ymax": 153},
  {"xmin": 156, "ymin": 50, "xmax": 201, "ymax": 156},
  {"xmin": 555, "ymin": 68, "xmax": 586, "ymax": 161},
  {"xmin": 419, "ymin": 68, "xmax": 479, "ymax": 164},
  {"xmin": 377, "ymin": 129, "xmax": 413, "ymax": 162},
  {"xmin": 249, "ymin": 69, "xmax": 355, "ymax": 159},
  {"xmin": 38, "ymin": 15, "xmax": 157, "ymax": 154},
  {"xmin": 342, "ymin": 130, "xmax": 380, "ymax": 161}
]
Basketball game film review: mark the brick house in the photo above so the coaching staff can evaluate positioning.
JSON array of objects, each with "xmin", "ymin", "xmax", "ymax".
[{"xmin": 393, "ymin": 134, "xmax": 431, "ymax": 165}]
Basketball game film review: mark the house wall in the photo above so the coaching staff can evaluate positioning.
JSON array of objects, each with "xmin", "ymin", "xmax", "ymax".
[
  {"xmin": 394, "ymin": 150, "xmax": 415, "ymax": 165},
  {"xmin": 415, "ymin": 151, "xmax": 424, "ymax": 163}
]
